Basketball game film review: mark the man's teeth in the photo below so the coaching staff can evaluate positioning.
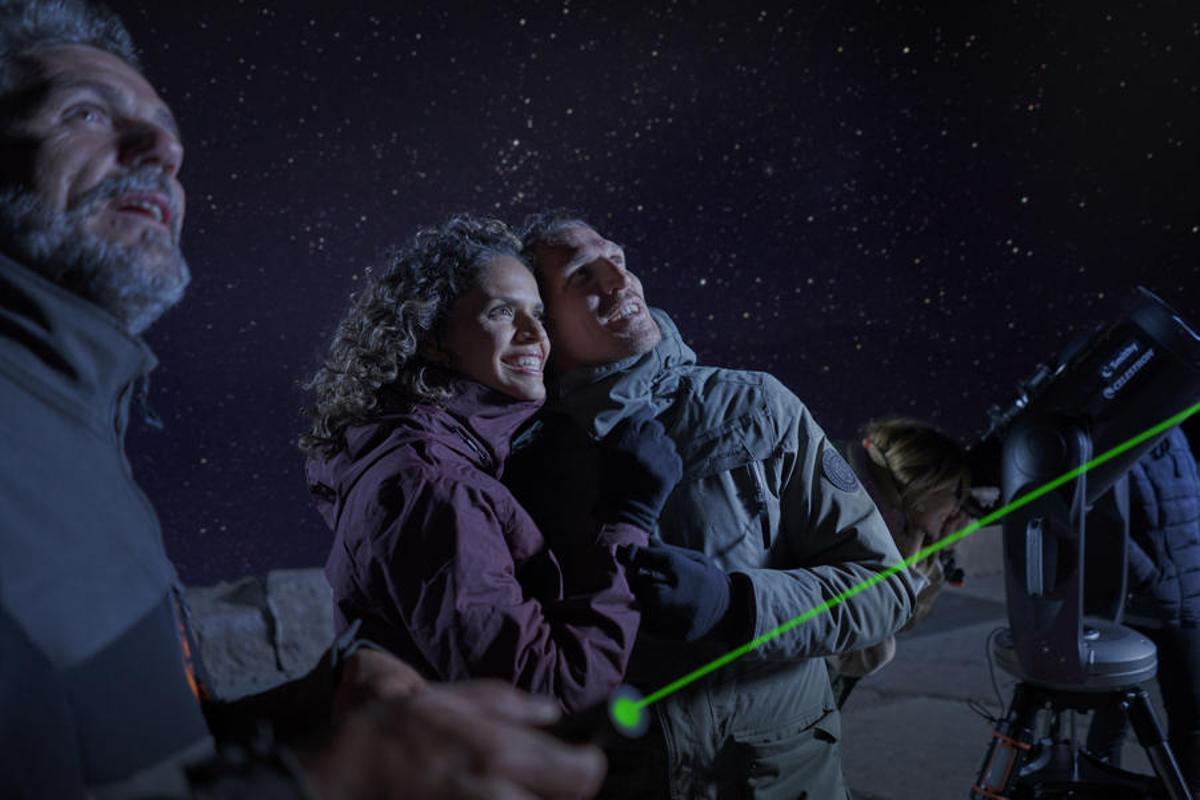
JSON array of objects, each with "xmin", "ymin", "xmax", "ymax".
[
  {"xmin": 508, "ymin": 356, "xmax": 542, "ymax": 369},
  {"xmin": 123, "ymin": 199, "xmax": 164, "ymax": 223},
  {"xmin": 613, "ymin": 302, "xmax": 640, "ymax": 321}
]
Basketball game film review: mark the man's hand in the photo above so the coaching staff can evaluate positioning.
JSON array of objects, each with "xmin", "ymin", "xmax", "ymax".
[
  {"xmin": 619, "ymin": 541, "xmax": 734, "ymax": 642},
  {"xmin": 594, "ymin": 406, "xmax": 683, "ymax": 531},
  {"xmin": 304, "ymin": 680, "xmax": 605, "ymax": 800},
  {"xmin": 333, "ymin": 648, "xmax": 427, "ymax": 718}
]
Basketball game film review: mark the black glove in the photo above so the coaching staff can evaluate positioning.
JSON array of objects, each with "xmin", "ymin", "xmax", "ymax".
[
  {"xmin": 618, "ymin": 541, "xmax": 739, "ymax": 643},
  {"xmin": 594, "ymin": 406, "xmax": 683, "ymax": 531}
]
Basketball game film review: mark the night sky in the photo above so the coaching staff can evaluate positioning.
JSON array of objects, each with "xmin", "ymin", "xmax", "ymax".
[{"xmin": 108, "ymin": 1, "xmax": 1200, "ymax": 585}]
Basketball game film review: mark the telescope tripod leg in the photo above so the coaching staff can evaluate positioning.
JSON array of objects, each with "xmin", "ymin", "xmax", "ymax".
[
  {"xmin": 971, "ymin": 683, "xmax": 1041, "ymax": 799},
  {"xmin": 1123, "ymin": 687, "xmax": 1191, "ymax": 800}
]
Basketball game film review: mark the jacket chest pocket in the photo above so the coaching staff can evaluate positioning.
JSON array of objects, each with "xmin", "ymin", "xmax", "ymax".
[{"xmin": 660, "ymin": 460, "xmax": 774, "ymax": 559}]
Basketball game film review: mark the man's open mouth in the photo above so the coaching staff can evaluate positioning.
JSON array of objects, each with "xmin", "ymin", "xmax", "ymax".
[
  {"xmin": 112, "ymin": 193, "xmax": 170, "ymax": 226},
  {"xmin": 605, "ymin": 300, "xmax": 642, "ymax": 325}
]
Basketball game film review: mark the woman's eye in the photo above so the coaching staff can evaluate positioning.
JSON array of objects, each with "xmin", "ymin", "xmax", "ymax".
[{"xmin": 488, "ymin": 306, "xmax": 515, "ymax": 319}]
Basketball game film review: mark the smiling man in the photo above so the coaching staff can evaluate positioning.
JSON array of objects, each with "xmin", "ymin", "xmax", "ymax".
[
  {"xmin": 0, "ymin": 35, "xmax": 188, "ymax": 335},
  {"xmin": 526, "ymin": 222, "xmax": 661, "ymax": 373},
  {"xmin": 0, "ymin": 3, "xmax": 604, "ymax": 798},
  {"xmin": 506, "ymin": 213, "xmax": 917, "ymax": 799}
]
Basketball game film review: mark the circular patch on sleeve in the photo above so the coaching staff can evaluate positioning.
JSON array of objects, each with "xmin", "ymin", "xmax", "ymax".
[{"xmin": 821, "ymin": 447, "xmax": 860, "ymax": 493}]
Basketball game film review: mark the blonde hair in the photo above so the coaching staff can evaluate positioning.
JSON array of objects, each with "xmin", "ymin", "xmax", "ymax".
[{"xmin": 862, "ymin": 417, "xmax": 970, "ymax": 513}]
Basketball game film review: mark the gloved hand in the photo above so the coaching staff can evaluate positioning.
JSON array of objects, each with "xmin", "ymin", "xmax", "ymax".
[
  {"xmin": 594, "ymin": 406, "xmax": 683, "ymax": 532},
  {"xmin": 618, "ymin": 540, "xmax": 734, "ymax": 643}
]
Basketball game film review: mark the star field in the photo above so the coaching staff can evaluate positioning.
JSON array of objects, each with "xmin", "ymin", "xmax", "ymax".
[{"xmin": 110, "ymin": 1, "xmax": 1200, "ymax": 583}]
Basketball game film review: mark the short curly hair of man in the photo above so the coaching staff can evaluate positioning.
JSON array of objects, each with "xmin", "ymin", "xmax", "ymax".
[
  {"xmin": 300, "ymin": 214, "xmax": 526, "ymax": 455},
  {"xmin": 518, "ymin": 208, "xmax": 590, "ymax": 275}
]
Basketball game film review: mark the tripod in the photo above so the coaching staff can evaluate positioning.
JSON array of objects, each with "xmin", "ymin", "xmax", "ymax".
[
  {"xmin": 972, "ymin": 633, "xmax": 1189, "ymax": 799},
  {"xmin": 968, "ymin": 419, "xmax": 1191, "ymax": 799}
]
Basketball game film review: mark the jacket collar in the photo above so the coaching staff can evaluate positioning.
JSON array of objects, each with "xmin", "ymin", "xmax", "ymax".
[
  {"xmin": 433, "ymin": 379, "xmax": 543, "ymax": 472},
  {"xmin": 0, "ymin": 251, "xmax": 157, "ymax": 432},
  {"xmin": 336, "ymin": 378, "xmax": 542, "ymax": 477},
  {"xmin": 308, "ymin": 379, "xmax": 541, "ymax": 530},
  {"xmin": 549, "ymin": 308, "xmax": 694, "ymax": 440}
]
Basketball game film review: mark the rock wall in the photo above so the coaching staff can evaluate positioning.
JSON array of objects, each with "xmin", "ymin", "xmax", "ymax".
[{"xmin": 184, "ymin": 568, "xmax": 333, "ymax": 701}]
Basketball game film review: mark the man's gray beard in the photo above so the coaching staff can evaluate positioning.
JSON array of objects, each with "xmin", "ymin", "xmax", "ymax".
[{"xmin": 0, "ymin": 187, "xmax": 190, "ymax": 336}]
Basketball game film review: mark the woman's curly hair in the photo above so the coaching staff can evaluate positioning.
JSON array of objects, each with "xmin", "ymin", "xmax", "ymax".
[{"xmin": 300, "ymin": 214, "xmax": 525, "ymax": 455}]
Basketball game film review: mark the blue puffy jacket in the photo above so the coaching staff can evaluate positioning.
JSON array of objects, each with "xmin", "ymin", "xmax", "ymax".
[{"xmin": 1125, "ymin": 427, "xmax": 1200, "ymax": 629}]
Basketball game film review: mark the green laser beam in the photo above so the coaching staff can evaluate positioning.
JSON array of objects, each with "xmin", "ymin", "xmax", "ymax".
[{"xmin": 636, "ymin": 400, "xmax": 1200, "ymax": 711}]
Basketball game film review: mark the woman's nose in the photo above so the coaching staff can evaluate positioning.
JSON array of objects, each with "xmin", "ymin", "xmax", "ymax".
[{"xmin": 516, "ymin": 312, "xmax": 546, "ymax": 341}]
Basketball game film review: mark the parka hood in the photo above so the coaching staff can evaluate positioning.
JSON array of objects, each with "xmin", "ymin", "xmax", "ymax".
[
  {"xmin": 550, "ymin": 308, "xmax": 694, "ymax": 441},
  {"xmin": 305, "ymin": 379, "xmax": 541, "ymax": 530}
]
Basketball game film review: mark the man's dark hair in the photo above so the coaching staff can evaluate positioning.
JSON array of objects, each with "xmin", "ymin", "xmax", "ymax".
[
  {"xmin": 518, "ymin": 209, "xmax": 590, "ymax": 274},
  {"xmin": 301, "ymin": 214, "xmax": 527, "ymax": 456},
  {"xmin": 0, "ymin": 0, "xmax": 137, "ymax": 96}
]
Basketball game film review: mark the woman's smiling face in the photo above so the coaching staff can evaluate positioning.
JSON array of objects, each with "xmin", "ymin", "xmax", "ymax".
[{"xmin": 439, "ymin": 255, "xmax": 550, "ymax": 401}]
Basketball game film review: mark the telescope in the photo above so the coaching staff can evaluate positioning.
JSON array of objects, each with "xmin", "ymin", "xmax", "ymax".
[{"xmin": 970, "ymin": 287, "xmax": 1200, "ymax": 799}]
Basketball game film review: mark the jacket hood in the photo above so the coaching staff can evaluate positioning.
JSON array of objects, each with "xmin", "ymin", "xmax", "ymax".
[
  {"xmin": 0, "ymin": 251, "xmax": 157, "ymax": 432},
  {"xmin": 306, "ymin": 379, "xmax": 541, "ymax": 530},
  {"xmin": 550, "ymin": 308, "xmax": 694, "ymax": 440}
]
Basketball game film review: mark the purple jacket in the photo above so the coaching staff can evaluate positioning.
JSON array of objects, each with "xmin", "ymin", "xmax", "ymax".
[{"xmin": 306, "ymin": 381, "xmax": 646, "ymax": 711}]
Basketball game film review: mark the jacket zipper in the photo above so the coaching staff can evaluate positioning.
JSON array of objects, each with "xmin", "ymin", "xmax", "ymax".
[
  {"xmin": 748, "ymin": 460, "xmax": 772, "ymax": 549},
  {"xmin": 453, "ymin": 426, "xmax": 493, "ymax": 470}
]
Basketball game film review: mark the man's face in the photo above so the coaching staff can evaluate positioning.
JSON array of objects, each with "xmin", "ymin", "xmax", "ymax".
[
  {"xmin": 533, "ymin": 224, "xmax": 661, "ymax": 373},
  {"xmin": 0, "ymin": 44, "xmax": 188, "ymax": 332}
]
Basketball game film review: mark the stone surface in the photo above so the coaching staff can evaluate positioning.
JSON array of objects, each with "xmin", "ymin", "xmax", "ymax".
[
  {"xmin": 185, "ymin": 568, "xmax": 332, "ymax": 700},
  {"xmin": 266, "ymin": 568, "xmax": 336, "ymax": 676}
]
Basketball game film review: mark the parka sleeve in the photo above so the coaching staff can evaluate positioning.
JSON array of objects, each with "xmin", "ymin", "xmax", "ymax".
[
  {"xmin": 736, "ymin": 388, "xmax": 917, "ymax": 660},
  {"xmin": 369, "ymin": 476, "xmax": 646, "ymax": 713}
]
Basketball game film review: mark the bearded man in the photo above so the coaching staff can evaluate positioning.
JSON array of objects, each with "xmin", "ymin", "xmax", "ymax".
[{"xmin": 0, "ymin": 3, "xmax": 603, "ymax": 798}]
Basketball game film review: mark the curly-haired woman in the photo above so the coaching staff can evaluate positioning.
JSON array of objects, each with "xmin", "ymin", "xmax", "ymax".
[{"xmin": 301, "ymin": 214, "xmax": 681, "ymax": 712}]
